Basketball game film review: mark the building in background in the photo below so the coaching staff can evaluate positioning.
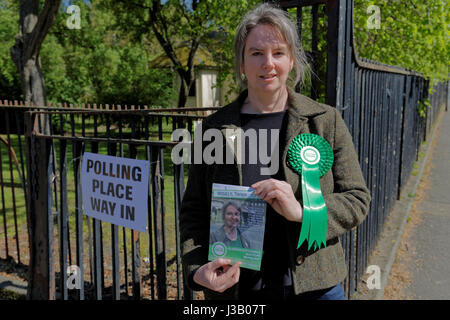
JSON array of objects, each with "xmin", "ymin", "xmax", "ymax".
[{"xmin": 150, "ymin": 42, "xmax": 236, "ymax": 109}]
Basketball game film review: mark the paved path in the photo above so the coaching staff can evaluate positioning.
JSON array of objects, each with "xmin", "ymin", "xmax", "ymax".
[{"xmin": 403, "ymin": 109, "xmax": 450, "ymax": 299}]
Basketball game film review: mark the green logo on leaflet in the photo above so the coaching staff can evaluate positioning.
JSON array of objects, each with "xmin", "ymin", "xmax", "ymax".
[{"xmin": 212, "ymin": 242, "xmax": 227, "ymax": 257}]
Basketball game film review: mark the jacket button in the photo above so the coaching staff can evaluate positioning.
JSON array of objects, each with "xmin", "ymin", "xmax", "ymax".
[{"xmin": 296, "ymin": 255, "xmax": 305, "ymax": 266}]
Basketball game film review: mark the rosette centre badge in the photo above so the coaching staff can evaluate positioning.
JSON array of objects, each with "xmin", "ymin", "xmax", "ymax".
[{"xmin": 301, "ymin": 146, "xmax": 320, "ymax": 165}]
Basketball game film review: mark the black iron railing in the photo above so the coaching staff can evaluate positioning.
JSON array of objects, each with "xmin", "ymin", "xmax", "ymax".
[{"xmin": 271, "ymin": 0, "xmax": 448, "ymax": 298}]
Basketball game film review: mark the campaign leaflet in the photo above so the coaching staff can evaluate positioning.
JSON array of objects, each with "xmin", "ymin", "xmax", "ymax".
[{"xmin": 208, "ymin": 183, "xmax": 267, "ymax": 271}]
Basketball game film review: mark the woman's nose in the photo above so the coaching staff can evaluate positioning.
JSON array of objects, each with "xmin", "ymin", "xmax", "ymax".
[{"xmin": 262, "ymin": 54, "xmax": 275, "ymax": 69}]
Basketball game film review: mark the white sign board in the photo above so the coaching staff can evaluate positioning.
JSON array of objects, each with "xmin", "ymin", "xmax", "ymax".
[{"xmin": 81, "ymin": 152, "xmax": 149, "ymax": 232}]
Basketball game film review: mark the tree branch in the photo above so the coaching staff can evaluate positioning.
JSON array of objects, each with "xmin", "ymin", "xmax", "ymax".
[
  {"xmin": 26, "ymin": 0, "xmax": 61, "ymax": 59},
  {"xmin": 147, "ymin": 1, "xmax": 183, "ymax": 73}
]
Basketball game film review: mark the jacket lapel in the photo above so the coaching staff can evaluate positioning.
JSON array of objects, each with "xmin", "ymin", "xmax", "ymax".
[{"xmin": 281, "ymin": 89, "xmax": 327, "ymax": 197}]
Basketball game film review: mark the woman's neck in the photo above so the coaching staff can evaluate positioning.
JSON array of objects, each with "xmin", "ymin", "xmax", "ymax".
[
  {"xmin": 242, "ymin": 87, "xmax": 289, "ymax": 114},
  {"xmin": 224, "ymin": 226, "xmax": 237, "ymax": 240}
]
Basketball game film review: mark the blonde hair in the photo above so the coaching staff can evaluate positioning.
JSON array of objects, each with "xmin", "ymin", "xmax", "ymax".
[{"xmin": 234, "ymin": 3, "xmax": 310, "ymax": 89}]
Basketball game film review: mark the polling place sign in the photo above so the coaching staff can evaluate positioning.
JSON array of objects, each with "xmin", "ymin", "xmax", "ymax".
[{"xmin": 81, "ymin": 152, "xmax": 149, "ymax": 232}]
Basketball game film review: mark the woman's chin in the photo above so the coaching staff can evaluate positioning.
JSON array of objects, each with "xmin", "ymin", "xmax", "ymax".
[{"xmin": 251, "ymin": 83, "xmax": 285, "ymax": 95}]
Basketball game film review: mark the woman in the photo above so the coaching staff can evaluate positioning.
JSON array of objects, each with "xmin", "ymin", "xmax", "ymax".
[
  {"xmin": 210, "ymin": 202, "xmax": 251, "ymax": 249},
  {"xmin": 180, "ymin": 3, "xmax": 371, "ymax": 300}
]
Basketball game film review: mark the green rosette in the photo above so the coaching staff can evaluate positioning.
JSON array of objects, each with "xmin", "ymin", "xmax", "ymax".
[{"xmin": 287, "ymin": 133, "xmax": 334, "ymax": 251}]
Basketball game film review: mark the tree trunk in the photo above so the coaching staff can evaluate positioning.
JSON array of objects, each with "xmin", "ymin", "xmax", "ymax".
[
  {"xmin": 11, "ymin": 47, "xmax": 46, "ymax": 107},
  {"xmin": 177, "ymin": 61, "xmax": 196, "ymax": 109},
  {"xmin": 10, "ymin": 0, "xmax": 60, "ymax": 110},
  {"xmin": 176, "ymin": 75, "xmax": 193, "ymax": 128},
  {"xmin": 177, "ymin": 76, "xmax": 188, "ymax": 109},
  {"xmin": 11, "ymin": 0, "xmax": 61, "ymax": 300}
]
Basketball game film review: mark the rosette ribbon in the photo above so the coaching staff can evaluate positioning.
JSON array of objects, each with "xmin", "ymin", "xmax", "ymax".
[{"xmin": 287, "ymin": 133, "xmax": 334, "ymax": 251}]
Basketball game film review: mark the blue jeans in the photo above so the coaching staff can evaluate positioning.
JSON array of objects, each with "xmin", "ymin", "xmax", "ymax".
[
  {"xmin": 241, "ymin": 283, "xmax": 346, "ymax": 300},
  {"xmin": 309, "ymin": 284, "xmax": 346, "ymax": 300},
  {"xmin": 288, "ymin": 284, "xmax": 346, "ymax": 300}
]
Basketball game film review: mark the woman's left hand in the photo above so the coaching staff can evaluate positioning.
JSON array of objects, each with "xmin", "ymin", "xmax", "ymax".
[{"xmin": 252, "ymin": 179, "xmax": 303, "ymax": 222}]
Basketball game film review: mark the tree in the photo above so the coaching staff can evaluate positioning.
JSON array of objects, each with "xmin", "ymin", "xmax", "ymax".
[
  {"xmin": 104, "ymin": 0, "xmax": 259, "ymax": 108},
  {"xmin": 10, "ymin": 0, "xmax": 61, "ymax": 108},
  {"xmin": 41, "ymin": 0, "xmax": 177, "ymax": 106},
  {"xmin": 353, "ymin": 0, "xmax": 449, "ymax": 81},
  {"xmin": 7, "ymin": 1, "xmax": 62, "ymax": 299},
  {"xmin": 0, "ymin": 0, "xmax": 22, "ymax": 99}
]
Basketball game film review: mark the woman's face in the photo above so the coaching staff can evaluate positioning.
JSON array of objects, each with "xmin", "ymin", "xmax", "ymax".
[
  {"xmin": 224, "ymin": 205, "xmax": 241, "ymax": 229},
  {"xmin": 241, "ymin": 24, "xmax": 293, "ymax": 97}
]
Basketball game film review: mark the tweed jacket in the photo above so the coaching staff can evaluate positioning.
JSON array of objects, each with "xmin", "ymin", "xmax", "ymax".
[{"xmin": 180, "ymin": 88, "xmax": 371, "ymax": 299}]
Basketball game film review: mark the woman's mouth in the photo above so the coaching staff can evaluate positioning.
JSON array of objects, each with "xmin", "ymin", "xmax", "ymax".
[{"xmin": 260, "ymin": 74, "xmax": 277, "ymax": 81}]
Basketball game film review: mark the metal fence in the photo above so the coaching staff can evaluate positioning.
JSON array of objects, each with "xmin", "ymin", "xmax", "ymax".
[
  {"xmin": 275, "ymin": 0, "xmax": 448, "ymax": 298},
  {"xmin": 0, "ymin": 104, "xmax": 30, "ymax": 276},
  {"xmin": 0, "ymin": 104, "xmax": 218, "ymax": 299},
  {"xmin": 0, "ymin": 0, "xmax": 448, "ymax": 300},
  {"xmin": 25, "ymin": 108, "xmax": 187, "ymax": 299}
]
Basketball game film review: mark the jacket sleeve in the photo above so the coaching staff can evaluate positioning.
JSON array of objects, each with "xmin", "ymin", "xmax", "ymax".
[
  {"xmin": 323, "ymin": 109, "xmax": 371, "ymax": 240},
  {"xmin": 180, "ymin": 128, "xmax": 211, "ymax": 292}
]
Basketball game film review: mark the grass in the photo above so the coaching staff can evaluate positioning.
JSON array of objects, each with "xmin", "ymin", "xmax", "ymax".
[{"xmin": 0, "ymin": 133, "xmax": 28, "ymax": 242}]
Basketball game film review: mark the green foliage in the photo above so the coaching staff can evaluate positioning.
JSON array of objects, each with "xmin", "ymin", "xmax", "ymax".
[
  {"xmin": 2, "ymin": 0, "xmax": 447, "ymax": 105},
  {"xmin": 203, "ymin": 0, "xmax": 262, "ymax": 103},
  {"xmin": 102, "ymin": 0, "xmax": 260, "ymax": 105},
  {"xmin": 0, "ymin": 0, "xmax": 21, "ymax": 99},
  {"xmin": 353, "ymin": 0, "xmax": 449, "ymax": 81},
  {"xmin": 0, "ymin": 0, "xmax": 177, "ymax": 105},
  {"xmin": 40, "ymin": 0, "xmax": 176, "ymax": 106},
  {"xmin": 286, "ymin": 1, "xmax": 448, "ymax": 103},
  {"xmin": 417, "ymin": 98, "xmax": 430, "ymax": 118}
]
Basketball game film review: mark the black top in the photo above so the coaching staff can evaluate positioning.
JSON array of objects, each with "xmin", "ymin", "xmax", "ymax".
[{"xmin": 238, "ymin": 110, "xmax": 293, "ymax": 296}]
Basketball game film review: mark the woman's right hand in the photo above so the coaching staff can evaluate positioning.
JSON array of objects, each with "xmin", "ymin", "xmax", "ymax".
[{"xmin": 193, "ymin": 258, "xmax": 241, "ymax": 293}]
